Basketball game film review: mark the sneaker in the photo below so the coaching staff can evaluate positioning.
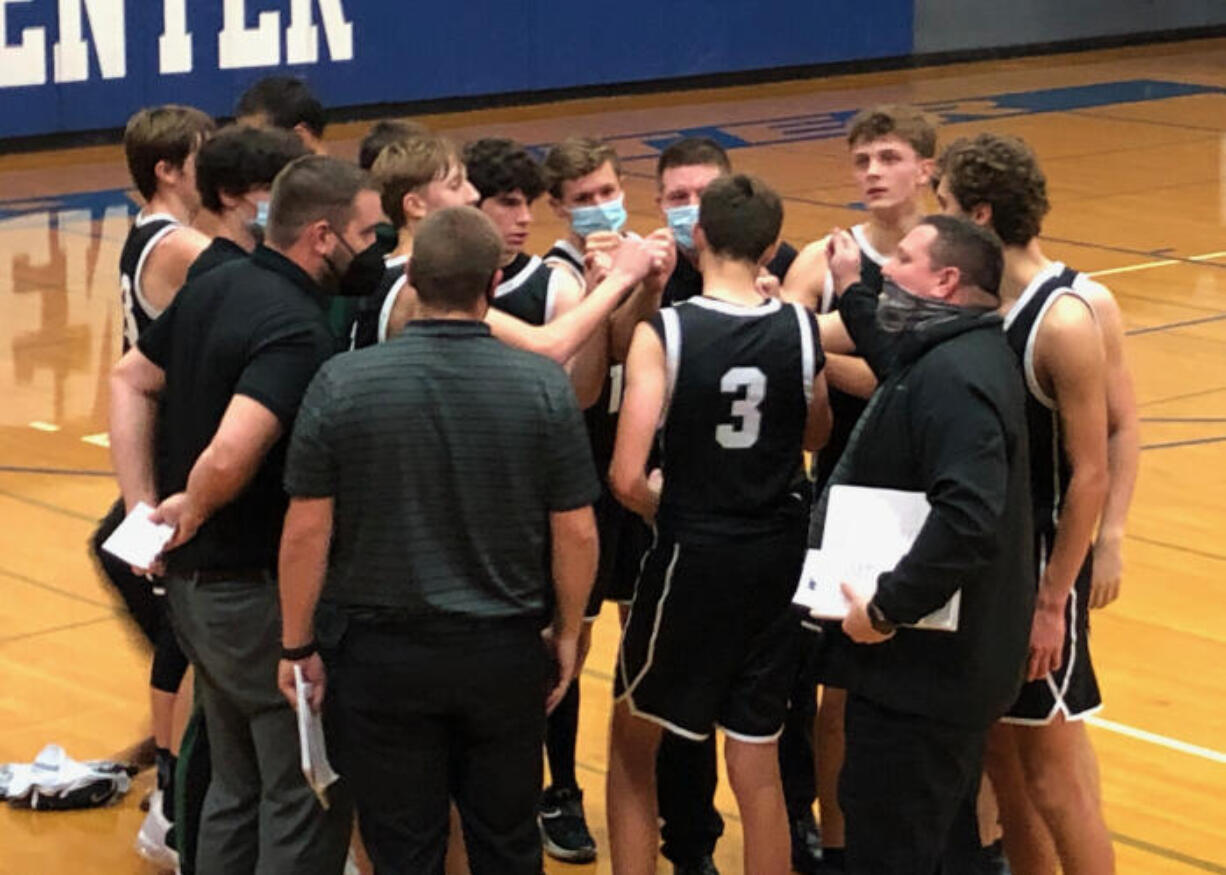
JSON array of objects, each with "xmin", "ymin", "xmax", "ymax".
[
  {"xmin": 790, "ymin": 810, "xmax": 824, "ymax": 874},
  {"xmin": 135, "ymin": 788, "xmax": 180, "ymax": 870},
  {"xmin": 673, "ymin": 857, "xmax": 719, "ymax": 875},
  {"xmin": 537, "ymin": 785, "xmax": 597, "ymax": 863}
]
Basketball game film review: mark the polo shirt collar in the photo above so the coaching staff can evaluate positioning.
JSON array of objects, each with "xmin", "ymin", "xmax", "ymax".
[
  {"xmin": 405, "ymin": 319, "xmax": 491, "ymax": 337},
  {"xmin": 252, "ymin": 244, "xmax": 328, "ymax": 310}
]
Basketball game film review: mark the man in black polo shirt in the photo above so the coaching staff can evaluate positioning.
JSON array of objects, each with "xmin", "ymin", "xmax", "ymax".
[
  {"xmin": 277, "ymin": 207, "xmax": 629, "ymax": 875},
  {"xmin": 108, "ymin": 154, "xmax": 383, "ymax": 874}
]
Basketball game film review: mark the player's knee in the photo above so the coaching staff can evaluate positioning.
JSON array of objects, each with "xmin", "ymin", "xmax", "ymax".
[{"xmin": 724, "ymin": 738, "xmax": 780, "ymax": 797}]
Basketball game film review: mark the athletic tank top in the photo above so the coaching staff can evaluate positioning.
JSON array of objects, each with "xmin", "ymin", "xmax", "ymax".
[
  {"xmin": 652, "ymin": 297, "xmax": 822, "ymax": 539},
  {"xmin": 490, "ymin": 253, "xmax": 557, "ymax": 327},
  {"xmin": 119, "ymin": 213, "xmax": 179, "ymax": 351}
]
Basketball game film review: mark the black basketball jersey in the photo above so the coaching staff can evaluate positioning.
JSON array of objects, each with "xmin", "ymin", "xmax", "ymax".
[
  {"xmin": 350, "ymin": 256, "xmax": 408, "ymax": 349},
  {"xmin": 119, "ymin": 212, "xmax": 180, "ymax": 351},
  {"xmin": 651, "ymin": 297, "xmax": 822, "ymax": 540},
  {"xmin": 543, "ymin": 238, "xmax": 585, "ymax": 286},
  {"xmin": 1004, "ymin": 262, "xmax": 1088, "ymax": 548},
  {"xmin": 812, "ymin": 224, "xmax": 887, "ymax": 490},
  {"xmin": 490, "ymin": 253, "xmax": 556, "ymax": 326}
]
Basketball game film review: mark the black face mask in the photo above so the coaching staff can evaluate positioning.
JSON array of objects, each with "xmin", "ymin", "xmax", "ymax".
[
  {"xmin": 875, "ymin": 278, "xmax": 970, "ymax": 334},
  {"xmin": 325, "ymin": 224, "xmax": 396, "ymax": 297}
]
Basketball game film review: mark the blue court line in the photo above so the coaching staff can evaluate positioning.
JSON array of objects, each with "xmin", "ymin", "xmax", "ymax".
[
  {"xmin": 1127, "ymin": 313, "xmax": 1226, "ymax": 336},
  {"xmin": 0, "ymin": 465, "xmax": 113, "ymax": 477},
  {"xmin": 1140, "ymin": 434, "xmax": 1226, "ymax": 451}
]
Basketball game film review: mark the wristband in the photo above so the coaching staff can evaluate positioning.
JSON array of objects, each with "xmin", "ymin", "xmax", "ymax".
[
  {"xmin": 866, "ymin": 599, "xmax": 898, "ymax": 635},
  {"xmin": 281, "ymin": 640, "xmax": 318, "ymax": 660}
]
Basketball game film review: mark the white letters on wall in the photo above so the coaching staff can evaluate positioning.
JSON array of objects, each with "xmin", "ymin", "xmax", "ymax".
[
  {"xmin": 158, "ymin": 0, "xmax": 191, "ymax": 73},
  {"xmin": 52, "ymin": 0, "xmax": 126, "ymax": 82},
  {"xmin": 218, "ymin": 0, "xmax": 280, "ymax": 69},
  {"xmin": 286, "ymin": 0, "xmax": 353, "ymax": 64},
  {"xmin": 0, "ymin": 0, "xmax": 48, "ymax": 86}
]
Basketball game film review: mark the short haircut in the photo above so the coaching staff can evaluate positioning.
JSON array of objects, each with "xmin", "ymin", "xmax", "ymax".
[
  {"xmin": 235, "ymin": 75, "xmax": 326, "ymax": 138},
  {"xmin": 698, "ymin": 174, "xmax": 783, "ymax": 264},
  {"xmin": 463, "ymin": 138, "xmax": 545, "ymax": 203},
  {"xmin": 542, "ymin": 137, "xmax": 620, "ymax": 199},
  {"xmin": 918, "ymin": 214, "xmax": 1004, "ymax": 297},
  {"xmin": 358, "ymin": 119, "xmax": 431, "ymax": 171},
  {"xmin": 266, "ymin": 155, "xmax": 373, "ymax": 249},
  {"xmin": 846, "ymin": 104, "xmax": 937, "ymax": 159},
  {"xmin": 656, "ymin": 136, "xmax": 731, "ymax": 180},
  {"xmin": 195, "ymin": 125, "xmax": 309, "ymax": 212},
  {"xmin": 937, "ymin": 133, "xmax": 1050, "ymax": 247},
  {"xmin": 410, "ymin": 207, "xmax": 503, "ymax": 311},
  {"xmin": 123, "ymin": 105, "xmax": 216, "ymax": 201},
  {"xmin": 371, "ymin": 134, "xmax": 459, "ymax": 229}
]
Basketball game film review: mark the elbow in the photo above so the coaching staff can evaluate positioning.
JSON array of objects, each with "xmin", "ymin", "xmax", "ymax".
[{"xmin": 608, "ymin": 464, "xmax": 634, "ymax": 509}]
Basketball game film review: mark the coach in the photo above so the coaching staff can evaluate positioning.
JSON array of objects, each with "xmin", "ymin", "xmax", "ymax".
[
  {"xmin": 276, "ymin": 207, "xmax": 650, "ymax": 874},
  {"xmin": 815, "ymin": 215, "xmax": 1034, "ymax": 873},
  {"xmin": 109, "ymin": 154, "xmax": 384, "ymax": 874}
]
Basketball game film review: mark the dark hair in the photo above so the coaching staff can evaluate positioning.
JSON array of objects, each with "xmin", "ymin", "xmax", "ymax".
[
  {"xmin": 235, "ymin": 76, "xmax": 326, "ymax": 138},
  {"xmin": 542, "ymin": 137, "xmax": 620, "ymax": 198},
  {"xmin": 123, "ymin": 105, "xmax": 216, "ymax": 201},
  {"xmin": 937, "ymin": 134, "xmax": 1050, "ymax": 246},
  {"xmin": 698, "ymin": 174, "xmax": 783, "ymax": 263},
  {"xmin": 656, "ymin": 136, "xmax": 731, "ymax": 180},
  {"xmin": 409, "ymin": 207, "xmax": 503, "ymax": 311},
  {"xmin": 359, "ymin": 119, "xmax": 430, "ymax": 170},
  {"xmin": 919, "ymin": 214, "xmax": 1004, "ymax": 297},
  {"xmin": 846, "ymin": 104, "xmax": 937, "ymax": 159},
  {"xmin": 266, "ymin": 156, "xmax": 373, "ymax": 249},
  {"xmin": 195, "ymin": 125, "xmax": 309, "ymax": 212},
  {"xmin": 463, "ymin": 138, "xmax": 545, "ymax": 203}
]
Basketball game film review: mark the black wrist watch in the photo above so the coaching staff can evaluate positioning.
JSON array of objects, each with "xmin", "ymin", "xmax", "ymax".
[
  {"xmin": 866, "ymin": 599, "xmax": 897, "ymax": 635},
  {"xmin": 281, "ymin": 640, "xmax": 318, "ymax": 661}
]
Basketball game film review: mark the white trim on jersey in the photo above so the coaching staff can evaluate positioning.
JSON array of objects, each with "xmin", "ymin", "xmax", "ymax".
[
  {"xmin": 659, "ymin": 308, "xmax": 682, "ymax": 424},
  {"xmin": 544, "ymin": 238, "xmax": 585, "ymax": 286},
  {"xmin": 819, "ymin": 223, "xmax": 890, "ymax": 314},
  {"xmin": 791, "ymin": 302, "xmax": 817, "ymax": 405},
  {"xmin": 384, "ymin": 253, "xmax": 408, "ymax": 270},
  {"xmin": 716, "ymin": 723, "xmax": 786, "ymax": 744},
  {"xmin": 684, "ymin": 296, "xmax": 782, "ymax": 318},
  {"xmin": 493, "ymin": 254, "xmax": 543, "ymax": 299},
  {"xmin": 131, "ymin": 219, "xmax": 181, "ymax": 321},
  {"xmin": 1012, "ymin": 262, "xmax": 1098, "ymax": 411},
  {"xmin": 376, "ymin": 275, "xmax": 408, "ymax": 344},
  {"xmin": 616, "ymin": 542, "xmax": 681, "ymax": 702},
  {"xmin": 544, "ymin": 266, "xmax": 566, "ymax": 324}
]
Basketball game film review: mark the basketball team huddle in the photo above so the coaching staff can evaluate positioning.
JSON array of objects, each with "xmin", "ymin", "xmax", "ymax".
[{"xmin": 102, "ymin": 76, "xmax": 1135, "ymax": 875}]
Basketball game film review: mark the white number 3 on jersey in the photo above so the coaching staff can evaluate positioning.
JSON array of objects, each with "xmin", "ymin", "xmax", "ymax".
[{"xmin": 715, "ymin": 366, "xmax": 766, "ymax": 449}]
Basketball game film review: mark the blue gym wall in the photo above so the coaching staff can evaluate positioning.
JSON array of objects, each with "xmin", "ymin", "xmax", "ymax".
[{"xmin": 1, "ymin": 0, "xmax": 1224, "ymax": 141}]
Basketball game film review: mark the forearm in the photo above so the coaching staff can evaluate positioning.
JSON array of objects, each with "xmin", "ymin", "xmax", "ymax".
[
  {"xmin": 609, "ymin": 279, "xmax": 663, "ymax": 363},
  {"xmin": 278, "ymin": 525, "xmax": 331, "ymax": 648},
  {"xmin": 1098, "ymin": 418, "xmax": 1139, "ymax": 543},
  {"xmin": 1042, "ymin": 470, "xmax": 1108, "ymax": 603},
  {"xmin": 826, "ymin": 354, "xmax": 877, "ymax": 398},
  {"xmin": 490, "ymin": 269, "xmax": 637, "ymax": 363},
  {"xmin": 109, "ymin": 381, "xmax": 160, "ymax": 510},
  {"xmin": 551, "ymin": 516, "xmax": 599, "ymax": 638},
  {"xmin": 183, "ymin": 441, "xmax": 263, "ymax": 525},
  {"xmin": 569, "ymin": 324, "xmax": 610, "ymax": 409},
  {"xmin": 611, "ymin": 471, "xmax": 659, "ymax": 523}
]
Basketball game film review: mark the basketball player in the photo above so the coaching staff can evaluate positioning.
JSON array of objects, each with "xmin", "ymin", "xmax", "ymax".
[
  {"xmin": 653, "ymin": 135, "xmax": 818, "ymax": 875},
  {"xmin": 608, "ymin": 174, "xmax": 832, "ymax": 875},
  {"xmin": 92, "ymin": 103, "xmax": 213, "ymax": 869},
  {"xmin": 358, "ymin": 120, "xmax": 430, "ymax": 171},
  {"xmin": 235, "ymin": 75, "xmax": 328, "ymax": 154},
  {"xmin": 782, "ymin": 105, "xmax": 936, "ymax": 868},
  {"xmin": 936, "ymin": 132, "xmax": 1136, "ymax": 875}
]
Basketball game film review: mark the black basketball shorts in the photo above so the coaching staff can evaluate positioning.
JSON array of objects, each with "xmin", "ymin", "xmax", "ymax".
[
  {"xmin": 586, "ymin": 489, "xmax": 653, "ymax": 619},
  {"xmin": 613, "ymin": 525, "xmax": 805, "ymax": 742},
  {"xmin": 1002, "ymin": 552, "xmax": 1102, "ymax": 724}
]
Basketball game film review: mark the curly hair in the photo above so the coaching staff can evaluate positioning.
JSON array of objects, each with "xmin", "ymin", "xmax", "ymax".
[
  {"xmin": 937, "ymin": 133, "xmax": 1050, "ymax": 246},
  {"xmin": 462, "ymin": 138, "xmax": 545, "ymax": 203}
]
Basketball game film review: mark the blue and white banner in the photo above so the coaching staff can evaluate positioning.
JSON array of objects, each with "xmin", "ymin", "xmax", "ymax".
[{"xmin": 0, "ymin": 0, "xmax": 912, "ymax": 140}]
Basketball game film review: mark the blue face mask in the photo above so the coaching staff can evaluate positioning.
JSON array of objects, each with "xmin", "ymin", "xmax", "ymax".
[
  {"xmin": 569, "ymin": 195, "xmax": 627, "ymax": 237},
  {"xmin": 255, "ymin": 199, "xmax": 270, "ymax": 229},
  {"xmin": 665, "ymin": 204, "xmax": 700, "ymax": 252}
]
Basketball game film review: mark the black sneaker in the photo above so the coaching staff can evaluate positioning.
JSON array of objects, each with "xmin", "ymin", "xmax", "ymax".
[
  {"xmin": 538, "ymin": 785, "xmax": 597, "ymax": 863},
  {"xmin": 790, "ymin": 810, "xmax": 824, "ymax": 874},
  {"xmin": 673, "ymin": 856, "xmax": 719, "ymax": 875}
]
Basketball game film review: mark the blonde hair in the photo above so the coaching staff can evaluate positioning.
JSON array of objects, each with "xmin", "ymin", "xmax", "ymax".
[{"xmin": 371, "ymin": 134, "xmax": 459, "ymax": 229}]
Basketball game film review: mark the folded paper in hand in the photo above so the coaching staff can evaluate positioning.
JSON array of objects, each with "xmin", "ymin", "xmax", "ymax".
[
  {"xmin": 294, "ymin": 664, "xmax": 339, "ymax": 808},
  {"xmin": 99, "ymin": 502, "xmax": 175, "ymax": 569},
  {"xmin": 792, "ymin": 485, "xmax": 960, "ymax": 632}
]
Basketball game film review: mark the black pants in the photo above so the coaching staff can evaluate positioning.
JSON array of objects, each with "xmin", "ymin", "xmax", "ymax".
[
  {"xmin": 840, "ymin": 694, "xmax": 986, "ymax": 874},
  {"xmin": 326, "ymin": 615, "xmax": 548, "ymax": 875}
]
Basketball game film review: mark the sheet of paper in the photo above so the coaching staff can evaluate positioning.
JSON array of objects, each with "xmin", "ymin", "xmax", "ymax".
[
  {"xmin": 792, "ymin": 485, "xmax": 960, "ymax": 632},
  {"xmin": 99, "ymin": 502, "xmax": 175, "ymax": 569},
  {"xmin": 294, "ymin": 664, "xmax": 339, "ymax": 809}
]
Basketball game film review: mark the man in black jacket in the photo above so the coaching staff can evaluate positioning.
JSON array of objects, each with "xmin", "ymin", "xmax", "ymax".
[{"xmin": 815, "ymin": 215, "xmax": 1033, "ymax": 873}]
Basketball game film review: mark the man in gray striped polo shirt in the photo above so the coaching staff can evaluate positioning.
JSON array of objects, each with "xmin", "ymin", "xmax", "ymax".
[{"xmin": 276, "ymin": 206, "xmax": 653, "ymax": 874}]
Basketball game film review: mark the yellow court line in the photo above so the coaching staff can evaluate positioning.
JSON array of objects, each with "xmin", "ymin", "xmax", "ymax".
[
  {"xmin": 1087, "ymin": 715, "xmax": 1226, "ymax": 765},
  {"xmin": 1089, "ymin": 249, "xmax": 1226, "ymax": 278}
]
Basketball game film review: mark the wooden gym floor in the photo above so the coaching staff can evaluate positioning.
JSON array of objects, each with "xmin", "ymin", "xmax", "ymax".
[{"xmin": 2, "ymin": 37, "xmax": 1225, "ymax": 874}]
